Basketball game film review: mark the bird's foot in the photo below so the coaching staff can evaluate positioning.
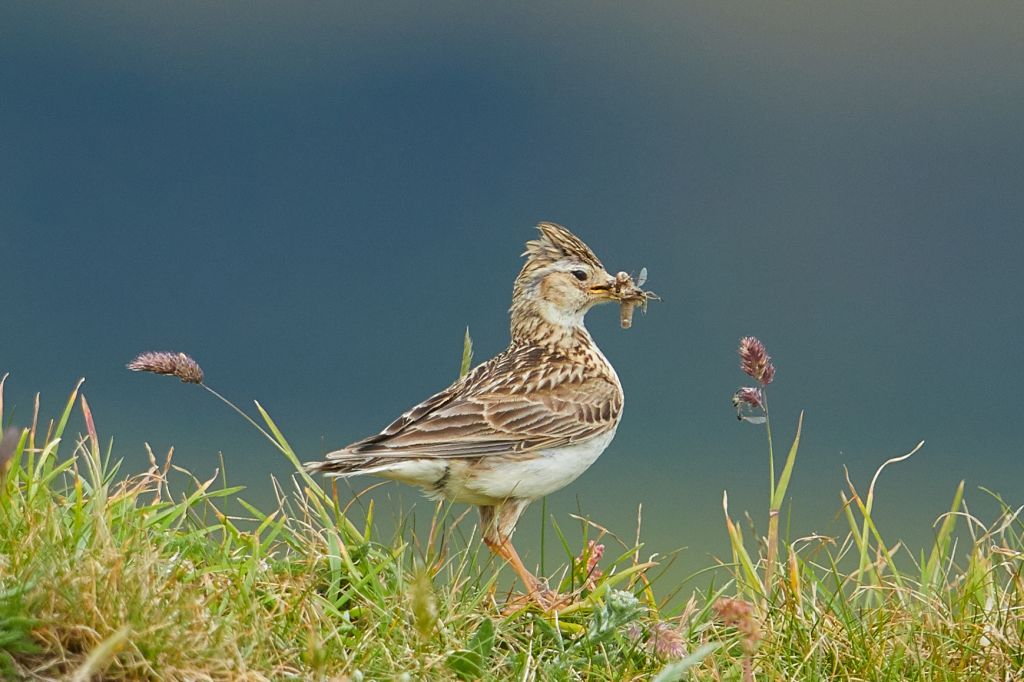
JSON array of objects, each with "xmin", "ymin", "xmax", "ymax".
[{"xmin": 501, "ymin": 580, "xmax": 572, "ymax": 613}]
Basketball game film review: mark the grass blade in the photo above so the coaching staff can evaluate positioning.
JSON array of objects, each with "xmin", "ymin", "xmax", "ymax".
[
  {"xmin": 922, "ymin": 480, "xmax": 964, "ymax": 596},
  {"xmin": 70, "ymin": 626, "xmax": 130, "ymax": 682},
  {"xmin": 459, "ymin": 327, "xmax": 474, "ymax": 378},
  {"xmin": 771, "ymin": 410, "xmax": 803, "ymax": 509}
]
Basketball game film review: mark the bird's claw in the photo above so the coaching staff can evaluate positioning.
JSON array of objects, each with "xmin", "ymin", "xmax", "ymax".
[{"xmin": 501, "ymin": 580, "xmax": 576, "ymax": 613}]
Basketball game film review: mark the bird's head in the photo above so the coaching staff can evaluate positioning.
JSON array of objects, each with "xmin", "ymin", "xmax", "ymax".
[{"xmin": 511, "ymin": 223, "xmax": 623, "ymax": 341}]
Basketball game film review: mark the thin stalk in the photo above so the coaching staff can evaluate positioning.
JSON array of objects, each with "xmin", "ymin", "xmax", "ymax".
[
  {"xmin": 764, "ymin": 391, "xmax": 775, "ymax": 494},
  {"xmin": 765, "ymin": 512, "xmax": 779, "ymax": 603},
  {"xmin": 200, "ymin": 384, "xmax": 279, "ymax": 453},
  {"xmin": 762, "ymin": 390, "xmax": 778, "ymax": 602}
]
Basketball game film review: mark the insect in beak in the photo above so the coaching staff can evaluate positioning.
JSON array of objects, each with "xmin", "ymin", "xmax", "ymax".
[{"xmin": 611, "ymin": 269, "xmax": 659, "ymax": 329}]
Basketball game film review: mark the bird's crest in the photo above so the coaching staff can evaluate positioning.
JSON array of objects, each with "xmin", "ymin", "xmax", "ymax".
[{"xmin": 522, "ymin": 222, "xmax": 605, "ymax": 272}]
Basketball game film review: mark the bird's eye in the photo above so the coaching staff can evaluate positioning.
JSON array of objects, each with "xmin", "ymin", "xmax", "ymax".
[{"xmin": 571, "ymin": 270, "xmax": 588, "ymax": 281}]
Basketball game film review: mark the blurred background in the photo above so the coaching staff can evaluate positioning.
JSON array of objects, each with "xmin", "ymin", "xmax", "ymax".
[{"xmin": 3, "ymin": 2, "xmax": 1022, "ymax": 584}]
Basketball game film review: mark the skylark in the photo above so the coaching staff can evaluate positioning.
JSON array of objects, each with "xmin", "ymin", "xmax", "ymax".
[{"xmin": 307, "ymin": 223, "xmax": 650, "ymax": 604}]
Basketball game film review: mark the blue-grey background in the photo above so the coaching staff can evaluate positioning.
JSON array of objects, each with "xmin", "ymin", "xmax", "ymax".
[{"xmin": 3, "ymin": 3, "xmax": 1022, "ymax": 584}]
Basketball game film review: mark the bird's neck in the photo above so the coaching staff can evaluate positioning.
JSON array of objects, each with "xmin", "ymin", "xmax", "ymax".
[{"xmin": 510, "ymin": 297, "xmax": 593, "ymax": 352}]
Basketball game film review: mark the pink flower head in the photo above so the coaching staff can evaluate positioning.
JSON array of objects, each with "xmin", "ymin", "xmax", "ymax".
[
  {"xmin": 732, "ymin": 387, "xmax": 764, "ymax": 412},
  {"xmin": 648, "ymin": 622, "xmax": 686, "ymax": 660},
  {"xmin": 579, "ymin": 540, "xmax": 604, "ymax": 586},
  {"xmin": 713, "ymin": 597, "xmax": 761, "ymax": 653},
  {"xmin": 739, "ymin": 336, "xmax": 775, "ymax": 385}
]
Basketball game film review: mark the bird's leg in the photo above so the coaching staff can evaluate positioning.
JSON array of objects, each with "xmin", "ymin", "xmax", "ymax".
[
  {"xmin": 480, "ymin": 501, "xmax": 560, "ymax": 608},
  {"xmin": 484, "ymin": 534, "xmax": 544, "ymax": 594}
]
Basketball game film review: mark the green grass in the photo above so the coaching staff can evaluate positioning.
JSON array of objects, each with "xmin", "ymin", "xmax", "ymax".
[{"xmin": 1, "ymin": 374, "xmax": 1022, "ymax": 680}]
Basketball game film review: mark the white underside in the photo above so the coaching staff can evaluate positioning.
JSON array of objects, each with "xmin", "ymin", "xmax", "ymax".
[{"xmin": 371, "ymin": 428, "xmax": 617, "ymax": 506}]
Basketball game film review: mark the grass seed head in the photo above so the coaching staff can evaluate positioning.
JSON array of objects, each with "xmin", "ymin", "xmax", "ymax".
[
  {"xmin": 409, "ymin": 564, "xmax": 438, "ymax": 639},
  {"xmin": 127, "ymin": 351, "xmax": 204, "ymax": 384}
]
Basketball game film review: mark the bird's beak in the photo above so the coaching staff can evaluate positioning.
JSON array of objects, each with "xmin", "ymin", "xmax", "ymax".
[{"xmin": 588, "ymin": 275, "xmax": 620, "ymax": 301}]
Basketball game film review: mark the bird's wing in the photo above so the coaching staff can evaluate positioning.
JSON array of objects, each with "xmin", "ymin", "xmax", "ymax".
[{"xmin": 323, "ymin": 353, "xmax": 622, "ymax": 461}]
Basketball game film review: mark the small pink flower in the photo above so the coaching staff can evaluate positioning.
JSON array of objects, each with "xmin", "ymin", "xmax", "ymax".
[
  {"xmin": 732, "ymin": 387, "xmax": 764, "ymax": 411},
  {"xmin": 578, "ymin": 540, "xmax": 604, "ymax": 587},
  {"xmin": 586, "ymin": 541, "xmax": 604, "ymax": 576},
  {"xmin": 739, "ymin": 336, "xmax": 775, "ymax": 385},
  {"xmin": 648, "ymin": 622, "xmax": 686, "ymax": 660},
  {"xmin": 713, "ymin": 597, "xmax": 761, "ymax": 653}
]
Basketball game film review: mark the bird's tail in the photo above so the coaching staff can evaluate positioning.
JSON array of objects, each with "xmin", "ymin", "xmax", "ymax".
[{"xmin": 304, "ymin": 452, "xmax": 398, "ymax": 478}]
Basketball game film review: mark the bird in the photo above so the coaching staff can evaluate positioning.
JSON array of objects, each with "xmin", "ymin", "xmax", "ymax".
[{"xmin": 307, "ymin": 222, "xmax": 646, "ymax": 605}]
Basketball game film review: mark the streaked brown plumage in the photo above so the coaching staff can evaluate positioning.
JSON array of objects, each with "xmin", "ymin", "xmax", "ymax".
[{"xmin": 307, "ymin": 222, "xmax": 647, "ymax": 605}]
